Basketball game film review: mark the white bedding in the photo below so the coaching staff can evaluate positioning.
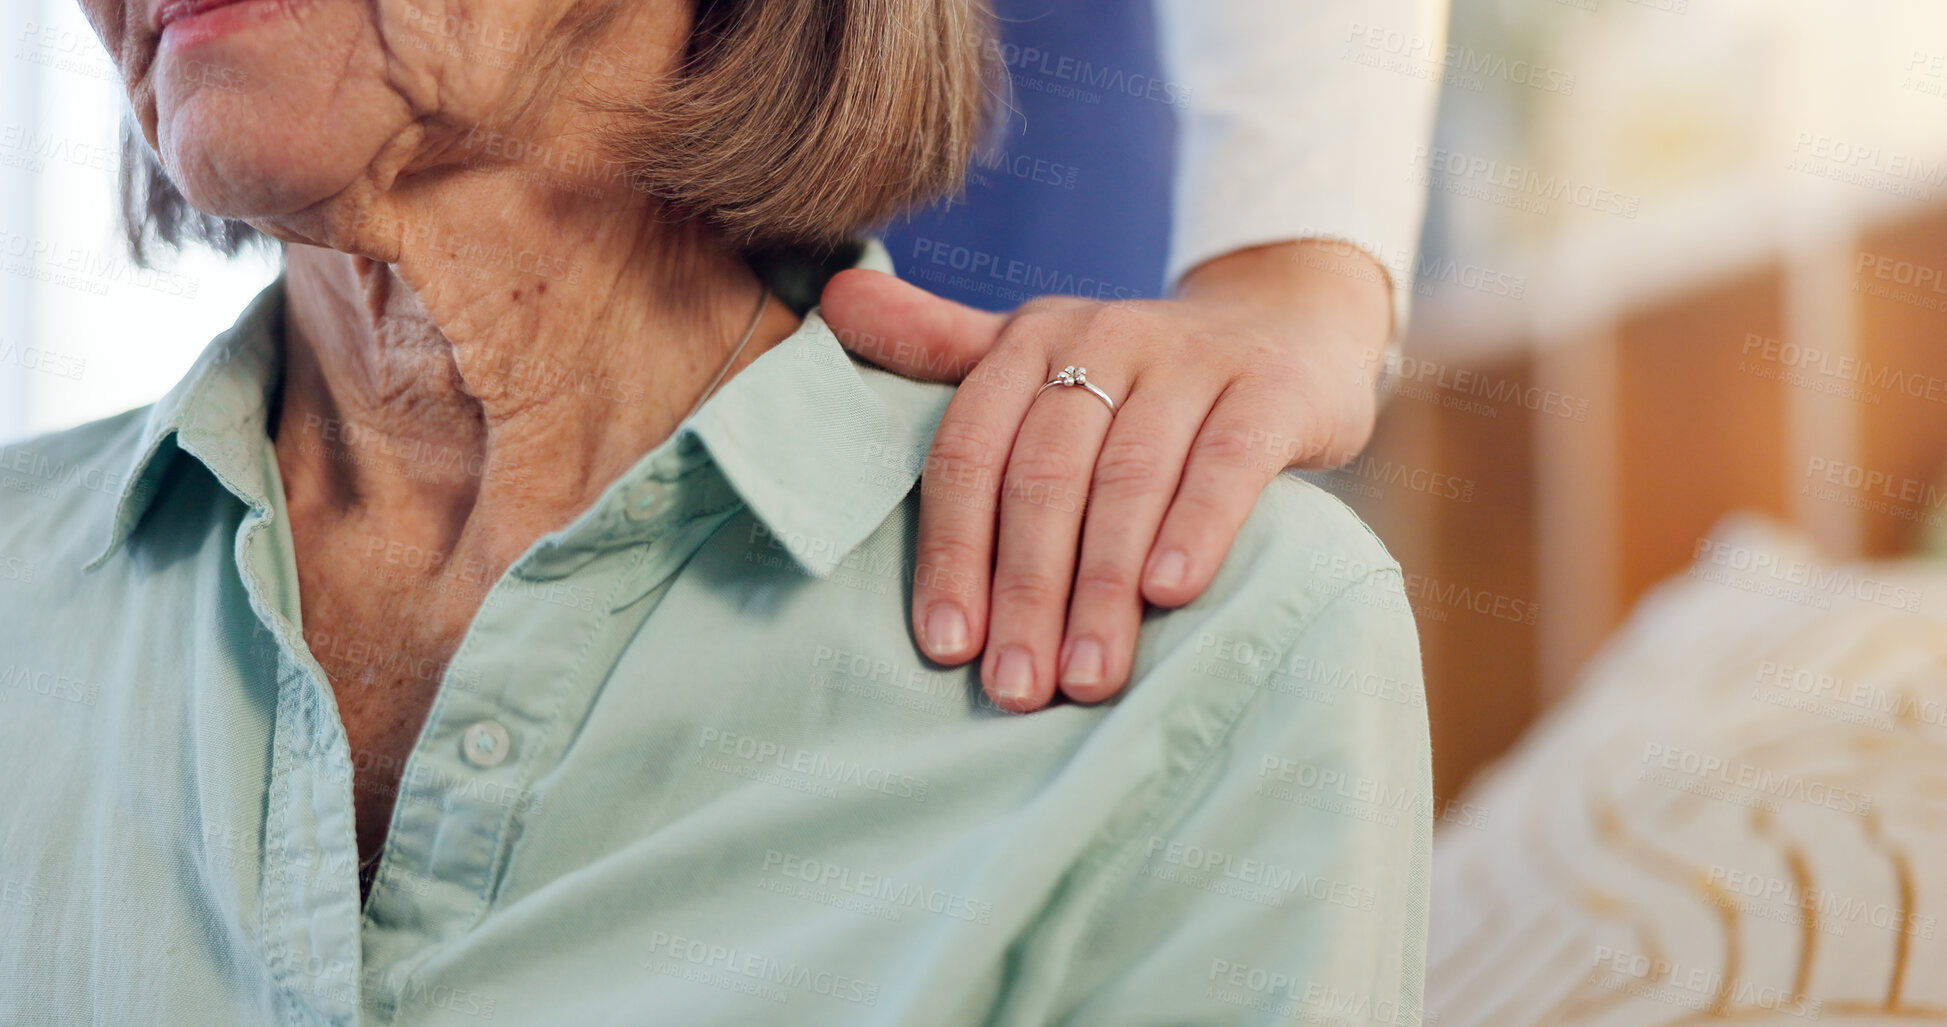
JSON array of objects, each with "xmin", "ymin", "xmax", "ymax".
[{"xmin": 1429, "ymin": 514, "xmax": 1947, "ymax": 1026}]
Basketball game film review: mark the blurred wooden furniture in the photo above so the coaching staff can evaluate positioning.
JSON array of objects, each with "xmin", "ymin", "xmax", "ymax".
[{"xmin": 1343, "ymin": 201, "xmax": 1947, "ymax": 802}]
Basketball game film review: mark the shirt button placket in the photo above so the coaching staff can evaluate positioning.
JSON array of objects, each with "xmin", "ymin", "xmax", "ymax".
[
  {"xmin": 361, "ymin": 517, "xmax": 641, "ymax": 973},
  {"xmin": 363, "ymin": 466, "xmax": 694, "ymax": 1014}
]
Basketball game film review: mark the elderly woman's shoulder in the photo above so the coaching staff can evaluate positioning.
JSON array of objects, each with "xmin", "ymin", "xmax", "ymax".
[
  {"xmin": 1200, "ymin": 471, "xmax": 1407, "ymax": 620},
  {"xmin": 1253, "ymin": 470, "xmax": 1399, "ymax": 568},
  {"xmin": 0, "ymin": 407, "xmax": 153, "ymax": 560},
  {"xmin": 1118, "ymin": 471, "xmax": 1416, "ymax": 694}
]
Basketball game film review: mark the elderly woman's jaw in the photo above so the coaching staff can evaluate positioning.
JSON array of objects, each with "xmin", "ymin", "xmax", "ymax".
[
  {"xmin": 114, "ymin": 0, "xmax": 677, "ymax": 231},
  {"xmin": 76, "ymin": 0, "xmax": 815, "ymax": 657},
  {"xmin": 77, "ymin": 0, "xmax": 779, "ymax": 485}
]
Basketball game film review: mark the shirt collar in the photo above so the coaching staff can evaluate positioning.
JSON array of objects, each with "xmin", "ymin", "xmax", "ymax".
[
  {"xmin": 83, "ymin": 279, "xmax": 287, "ymax": 572},
  {"xmin": 85, "ymin": 240, "xmax": 949, "ymax": 581}
]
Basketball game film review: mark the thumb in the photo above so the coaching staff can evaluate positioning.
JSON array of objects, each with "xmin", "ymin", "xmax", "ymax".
[{"xmin": 818, "ymin": 269, "xmax": 1007, "ymax": 382}]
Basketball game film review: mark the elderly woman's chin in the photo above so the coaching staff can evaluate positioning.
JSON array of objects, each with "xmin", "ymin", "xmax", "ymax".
[
  {"xmin": 150, "ymin": 38, "xmax": 402, "ymax": 220},
  {"xmin": 156, "ymin": 100, "xmax": 395, "ymax": 220}
]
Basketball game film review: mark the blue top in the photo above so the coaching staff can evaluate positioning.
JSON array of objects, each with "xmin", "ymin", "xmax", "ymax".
[{"xmin": 885, "ymin": 0, "xmax": 1178, "ymax": 310}]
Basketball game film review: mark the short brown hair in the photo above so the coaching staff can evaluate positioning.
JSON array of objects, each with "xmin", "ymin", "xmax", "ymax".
[{"xmin": 122, "ymin": 0, "xmax": 997, "ymax": 265}]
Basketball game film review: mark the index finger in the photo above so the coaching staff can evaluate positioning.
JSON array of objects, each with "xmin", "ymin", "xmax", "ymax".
[{"xmin": 908, "ymin": 325, "xmax": 1054, "ymax": 666}]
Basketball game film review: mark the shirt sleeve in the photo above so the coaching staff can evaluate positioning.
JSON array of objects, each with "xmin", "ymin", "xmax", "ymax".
[
  {"xmin": 1156, "ymin": 0, "xmax": 1449, "ymax": 346},
  {"xmin": 1053, "ymin": 568, "xmax": 1434, "ymax": 1026}
]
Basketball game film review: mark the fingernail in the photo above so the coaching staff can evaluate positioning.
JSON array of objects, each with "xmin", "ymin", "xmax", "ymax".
[
  {"xmin": 1061, "ymin": 637, "xmax": 1104, "ymax": 687},
  {"xmin": 923, "ymin": 603, "xmax": 969, "ymax": 654},
  {"xmin": 992, "ymin": 645, "xmax": 1035, "ymax": 705},
  {"xmin": 1148, "ymin": 548, "xmax": 1189, "ymax": 591}
]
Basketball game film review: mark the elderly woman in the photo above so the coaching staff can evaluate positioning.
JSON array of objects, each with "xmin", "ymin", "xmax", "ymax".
[{"xmin": 0, "ymin": 0, "xmax": 1431, "ymax": 1023}]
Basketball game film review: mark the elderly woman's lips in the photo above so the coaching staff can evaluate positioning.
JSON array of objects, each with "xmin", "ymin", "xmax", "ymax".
[{"xmin": 155, "ymin": 0, "xmax": 292, "ymax": 48}]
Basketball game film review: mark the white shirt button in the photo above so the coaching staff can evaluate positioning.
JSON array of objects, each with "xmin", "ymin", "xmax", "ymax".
[
  {"xmin": 624, "ymin": 479, "xmax": 665, "ymax": 522},
  {"xmin": 461, "ymin": 720, "xmax": 512, "ymax": 768}
]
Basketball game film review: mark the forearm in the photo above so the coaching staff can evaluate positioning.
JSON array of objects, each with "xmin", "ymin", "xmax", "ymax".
[{"xmin": 1158, "ymin": 0, "xmax": 1448, "ymax": 340}]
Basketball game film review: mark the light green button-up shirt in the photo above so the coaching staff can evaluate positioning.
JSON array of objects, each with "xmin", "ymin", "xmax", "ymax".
[{"xmin": 0, "ymin": 245, "xmax": 1431, "ymax": 1026}]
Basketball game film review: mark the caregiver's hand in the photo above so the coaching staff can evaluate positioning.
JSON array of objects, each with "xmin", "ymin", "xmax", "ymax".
[{"xmin": 820, "ymin": 239, "xmax": 1394, "ymax": 712}]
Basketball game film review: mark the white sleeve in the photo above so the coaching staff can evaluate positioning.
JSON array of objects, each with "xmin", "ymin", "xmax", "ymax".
[{"xmin": 1157, "ymin": 0, "xmax": 1449, "ymax": 342}]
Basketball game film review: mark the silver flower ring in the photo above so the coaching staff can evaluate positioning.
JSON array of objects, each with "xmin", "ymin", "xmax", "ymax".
[{"xmin": 1034, "ymin": 364, "xmax": 1117, "ymax": 414}]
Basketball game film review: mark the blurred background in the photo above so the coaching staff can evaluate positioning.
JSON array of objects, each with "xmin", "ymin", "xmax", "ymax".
[
  {"xmin": 1316, "ymin": 0, "xmax": 1947, "ymax": 803},
  {"xmin": 1, "ymin": 0, "xmax": 282, "ymax": 441},
  {"xmin": 10, "ymin": 0, "xmax": 1947, "ymax": 1020}
]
